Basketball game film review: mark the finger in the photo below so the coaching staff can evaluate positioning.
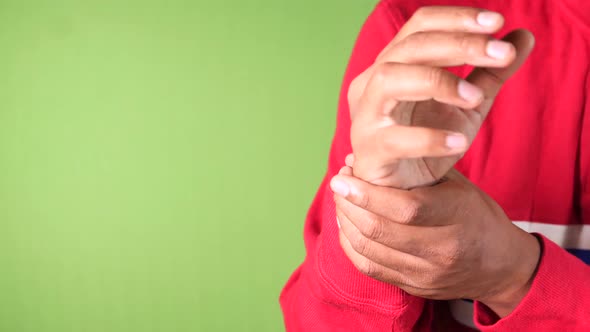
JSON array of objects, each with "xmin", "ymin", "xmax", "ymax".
[
  {"xmin": 331, "ymin": 174, "xmax": 428, "ymax": 224},
  {"xmin": 338, "ymin": 165, "xmax": 353, "ymax": 176},
  {"xmin": 335, "ymin": 194, "xmax": 425, "ymax": 254},
  {"xmin": 354, "ymin": 125, "xmax": 468, "ymax": 160},
  {"xmin": 345, "ymin": 153, "xmax": 355, "ymax": 167},
  {"xmin": 390, "ymin": 7, "xmax": 505, "ymax": 47},
  {"xmin": 337, "ymin": 210, "xmax": 431, "ymax": 274},
  {"xmin": 335, "ymin": 191, "xmax": 461, "ymax": 255},
  {"xmin": 350, "ymin": 31, "xmax": 514, "ymax": 106},
  {"xmin": 467, "ymin": 29, "xmax": 535, "ymax": 118},
  {"xmin": 338, "ymin": 226, "xmax": 415, "ymax": 287},
  {"xmin": 361, "ymin": 63, "xmax": 484, "ymax": 114},
  {"xmin": 330, "ymin": 173, "xmax": 460, "ymax": 226},
  {"xmin": 350, "ymin": 7, "xmax": 504, "ymax": 112},
  {"xmin": 383, "ymin": 32, "xmax": 516, "ymax": 68},
  {"xmin": 339, "ymin": 228, "xmax": 454, "ymax": 300}
]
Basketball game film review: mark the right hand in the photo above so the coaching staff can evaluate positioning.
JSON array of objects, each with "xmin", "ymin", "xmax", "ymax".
[{"xmin": 347, "ymin": 6, "xmax": 535, "ymax": 188}]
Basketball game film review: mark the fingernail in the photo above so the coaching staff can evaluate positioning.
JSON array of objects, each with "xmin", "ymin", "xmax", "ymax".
[
  {"xmin": 330, "ymin": 178, "xmax": 350, "ymax": 197},
  {"xmin": 486, "ymin": 40, "xmax": 512, "ymax": 59},
  {"xmin": 446, "ymin": 133, "xmax": 468, "ymax": 150},
  {"xmin": 476, "ymin": 11, "xmax": 503, "ymax": 27},
  {"xmin": 336, "ymin": 217, "xmax": 341, "ymax": 229},
  {"xmin": 458, "ymin": 80, "xmax": 483, "ymax": 102}
]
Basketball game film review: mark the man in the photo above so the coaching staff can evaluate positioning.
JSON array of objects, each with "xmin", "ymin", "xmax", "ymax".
[{"xmin": 280, "ymin": 0, "xmax": 590, "ymax": 331}]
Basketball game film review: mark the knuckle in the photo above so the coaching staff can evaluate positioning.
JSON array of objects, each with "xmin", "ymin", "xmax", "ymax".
[
  {"xmin": 397, "ymin": 31, "xmax": 426, "ymax": 56},
  {"xmin": 370, "ymin": 63, "xmax": 392, "ymax": 87},
  {"xmin": 398, "ymin": 194, "xmax": 424, "ymax": 224},
  {"xmin": 440, "ymin": 240, "xmax": 464, "ymax": 268},
  {"xmin": 425, "ymin": 67, "xmax": 446, "ymax": 90},
  {"xmin": 456, "ymin": 34, "xmax": 476, "ymax": 56},
  {"xmin": 411, "ymin": 6, "xmax": 431, "ymax": 23},
  {"xmin": 454, "ymin": 33, "xmax": 485, "ymax": 57},
  {"xmin": 359, "ymin": 216, "xmax": 385, "ymax": 241},
  {"xmin": 357, "ymin": 258, "xmax": 381, "ymax": 279},
  {"xmin": 350, "ymin": 232, "xmax": 372, "ymax": 257},
  {"xmin": 348, "ymin": 75, "xmax": 363, "ymax": 105},
  {"xmin": 355, "ymin": 189, "xmax": 371, "ymax": 210}
]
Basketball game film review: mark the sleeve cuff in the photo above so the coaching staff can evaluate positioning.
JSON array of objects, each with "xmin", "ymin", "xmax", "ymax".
[{"xmin": 474, "ymin": 233, "xmax": 590, "ymax": 331}]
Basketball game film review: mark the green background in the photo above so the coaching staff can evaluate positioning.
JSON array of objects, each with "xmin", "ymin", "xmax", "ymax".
[{"xmin": 0, "ymin": 1, "xmax": 375, "ymax": 331}]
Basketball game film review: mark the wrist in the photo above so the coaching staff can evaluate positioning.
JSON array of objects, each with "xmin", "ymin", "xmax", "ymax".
[{"xmin": 481, "ymin": 231, "xmax": 542, "ymax": 317}]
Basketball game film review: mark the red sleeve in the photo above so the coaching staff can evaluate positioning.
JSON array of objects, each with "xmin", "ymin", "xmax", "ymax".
[
  {"xmin": 474, "ymin": 235, "xmax": 590, "ymax": 331},
  {"xmin": 280, "ymin": 1, "xmax": 437, "ymax": 331},
  {"xmin": 581, "ymin": 73, "xmax": 590, "ymax": 241},
  {"xmin": 474, "ymin": 75, "xmax": 590, "ymax": 332}
]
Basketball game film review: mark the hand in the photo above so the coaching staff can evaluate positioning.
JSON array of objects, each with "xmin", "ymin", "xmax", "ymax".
[
  {"xmin": 347, "ymin": 7, "xmax": 535, "ymax": 188},
  {"xmin": 331, "ymin": 165, "xmax": 541, "ymax": 317}
]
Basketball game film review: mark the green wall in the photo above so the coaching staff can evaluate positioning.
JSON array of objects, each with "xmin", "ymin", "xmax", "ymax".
[{"xmin": 0, "ymin": 1, "xmax": 376, "ymax": 331}]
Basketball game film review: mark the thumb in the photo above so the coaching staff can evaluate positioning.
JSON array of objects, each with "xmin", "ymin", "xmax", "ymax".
[{"xmin": 466, "ymin": 29, "xmax": 535, "ymax": 118}]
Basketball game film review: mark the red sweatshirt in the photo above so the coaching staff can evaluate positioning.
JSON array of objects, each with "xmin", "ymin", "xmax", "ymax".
[{"xmin": 280, "ymin": 0, "xmax": 590, "ymax": 331}]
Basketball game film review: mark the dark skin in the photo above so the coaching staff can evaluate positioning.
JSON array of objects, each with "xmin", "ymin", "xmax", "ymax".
[
  {"xmin": 331, "ymin": 6, "xmax": 540, "ymax": 317},
  {"xmin": 332, "ymin": 164, "xmax": 540, "ymax": 317}
]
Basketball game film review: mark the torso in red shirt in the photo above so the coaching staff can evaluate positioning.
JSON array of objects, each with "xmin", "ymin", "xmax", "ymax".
[{"xmin": 280, "ymin": 0, "xmax": 590, "ymax": 330}]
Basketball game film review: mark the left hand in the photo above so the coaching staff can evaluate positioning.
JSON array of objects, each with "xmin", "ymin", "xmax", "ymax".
[
  {"xmin": 331, "ymin": 164, "xmax": 541, "ymax": 317},
  {"xmin": 346, "ymin": 7, "xmax": 535, "ymax": 189}
]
